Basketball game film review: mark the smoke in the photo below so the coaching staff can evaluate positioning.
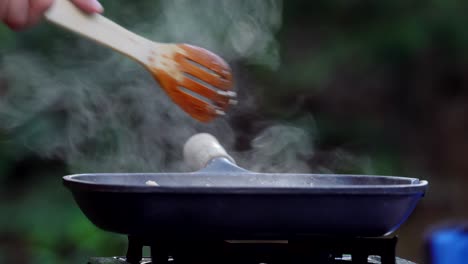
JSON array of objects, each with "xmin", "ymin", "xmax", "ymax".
[
  {"xmin": 234, "ymin": 119, "xmax": 316, "ymax": 174},
  {"xmin": 0, "ymin": 0, "xmax": 287, "ymax": 173},
  {"xmin": 0, "ymin": 0, "xmax": 372, "ymax": 175},
  {"xmin": 148, "ymin": 0, "xmax": 283, "ymax": 69}
]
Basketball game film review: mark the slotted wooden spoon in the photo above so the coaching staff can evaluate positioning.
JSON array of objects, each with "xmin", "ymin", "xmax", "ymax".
[{"xmin": 45, "ymin": 0, "xmax": 236, "ymax": 122}]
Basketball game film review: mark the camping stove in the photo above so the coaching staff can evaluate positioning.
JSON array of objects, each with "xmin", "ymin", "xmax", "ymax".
[{"xmin": 88, "ymin": 235, "xmax": 415, "ymax": 264}]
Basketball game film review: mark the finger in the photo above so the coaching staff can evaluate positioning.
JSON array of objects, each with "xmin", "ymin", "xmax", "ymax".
[
  {"xmin": 0, "ymin": 0, "xmax": 10, "ymax": 22},
  {"xmin": 71, "ymin": 0, "xmax": 103, "ymax": 14},
  {"xmin": 27, "ymin": 0, "xmax": 54, "ymax": 27},
  {"xmin": 5, "ymin": 0, "xmax": 30, "ymax": 30}
]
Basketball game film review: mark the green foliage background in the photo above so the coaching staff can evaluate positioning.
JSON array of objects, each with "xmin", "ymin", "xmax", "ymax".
[{"xmin": 2, "ymin": 0, "xmax": 468, "ymax": 263}]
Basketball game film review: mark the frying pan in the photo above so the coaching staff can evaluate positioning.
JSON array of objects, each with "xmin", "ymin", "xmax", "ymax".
[{"xmin": 63, "ymin": 133, "xmax": 428, "ymax": 239}]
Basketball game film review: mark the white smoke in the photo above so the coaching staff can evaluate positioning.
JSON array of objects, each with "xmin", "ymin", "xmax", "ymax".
[
  {"xmin": 0, "ymin": 0, "xmax": 285, "ymax": 173},
  {"xmin": 148, "ymin": 0, "xmax": 283, "ymax": 69}
]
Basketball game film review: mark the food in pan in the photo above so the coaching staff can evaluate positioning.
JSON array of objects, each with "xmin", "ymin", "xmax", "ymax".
[{"xmin": 145, "ymin": 180, "xmax": 159, "ymax": 186}]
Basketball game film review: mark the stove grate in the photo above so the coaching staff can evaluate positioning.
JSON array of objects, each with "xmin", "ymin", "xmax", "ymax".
[{"xmin": 87, "ymin": 235, "xmax": 407, "ymax": 264}]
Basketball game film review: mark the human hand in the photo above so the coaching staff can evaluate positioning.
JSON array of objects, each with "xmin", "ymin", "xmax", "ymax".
[{"xmin": 1, "ymin": 0, "xmax": 103, "ymax": 30}]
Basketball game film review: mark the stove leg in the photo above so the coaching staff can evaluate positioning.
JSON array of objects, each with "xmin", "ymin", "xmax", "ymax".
[
  {"xmin": 126, "ymin": 236, "xmax": 143, "ymax": 264},
  {"xmin": 380, "ymin": 237, "xmax": 397, "ymax": 264}
]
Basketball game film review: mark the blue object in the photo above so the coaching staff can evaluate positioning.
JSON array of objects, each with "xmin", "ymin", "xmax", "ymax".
[{"xmin": 429, "ymin": 227, "xmax": 468, "ymax": 264}]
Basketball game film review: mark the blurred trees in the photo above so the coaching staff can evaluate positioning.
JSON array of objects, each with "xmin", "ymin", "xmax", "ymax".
[{"xmin": 2, "ymin": 0, "xmax": 468, "ymax": 263}]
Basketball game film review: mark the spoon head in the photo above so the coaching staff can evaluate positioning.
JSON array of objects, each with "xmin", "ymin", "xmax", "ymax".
[{"xmin": 149, "ymin": 44, "xmax": 236, "ymax": 123}]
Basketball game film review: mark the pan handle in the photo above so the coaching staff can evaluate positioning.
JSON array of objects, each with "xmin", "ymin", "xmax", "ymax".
[{"xmin": 183, "ymin": 133, "xmax": 237, "ymax": 171}]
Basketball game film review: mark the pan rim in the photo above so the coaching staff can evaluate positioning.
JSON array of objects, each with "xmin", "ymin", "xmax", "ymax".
[{"xmin": 62, "ymin": 173, "xmax": 428, "ymax": 195}]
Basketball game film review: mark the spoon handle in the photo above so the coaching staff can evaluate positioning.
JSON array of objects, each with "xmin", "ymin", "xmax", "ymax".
[
  {"xmin": 45, "ymin": 0, "xmax": 150, "ymax": 63},
  {"xmin": 183, "ymin": 133, "xmax": 236, "ymax": 171}
]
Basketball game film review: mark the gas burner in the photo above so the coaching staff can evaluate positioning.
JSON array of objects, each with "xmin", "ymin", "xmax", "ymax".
[{"xmin": 88, "ymin": 235, "xmax": 416, "ymax": 264}]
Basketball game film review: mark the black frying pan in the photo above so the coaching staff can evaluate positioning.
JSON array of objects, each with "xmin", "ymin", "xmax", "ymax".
[{"xmin": 63, "ymin": 133, "xmax": 428, "ymax": 239}]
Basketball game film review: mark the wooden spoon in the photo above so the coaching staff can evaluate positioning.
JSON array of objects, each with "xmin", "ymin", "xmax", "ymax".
[{"xmin": 45, "ymin": 0, "xmax": 236, "ymax": 122}]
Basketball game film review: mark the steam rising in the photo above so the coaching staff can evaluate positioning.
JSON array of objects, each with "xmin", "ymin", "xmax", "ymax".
[
  {"xmin": 0, "ymin": 0, "xmax": 288, "ymax": 174},
  {"xmin": 150, "ymin": 0, "xmax": 283, "ymax": 69},
  {"xmin": 237, "ymin": 124, "xmax": 314, "ymax": 173}
]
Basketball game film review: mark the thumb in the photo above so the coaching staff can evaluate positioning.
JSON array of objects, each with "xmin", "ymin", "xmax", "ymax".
[{"xmin": 71, "ymin": 0, "xmax": 103, "ymax": 14}]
